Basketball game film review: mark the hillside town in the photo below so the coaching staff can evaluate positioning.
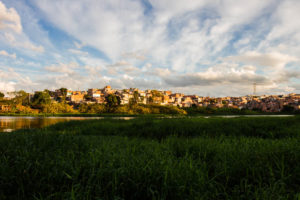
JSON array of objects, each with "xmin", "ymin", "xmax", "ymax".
[{"xmin": 1, "ymin": 85, "xmax": 300, "ymax": 113}]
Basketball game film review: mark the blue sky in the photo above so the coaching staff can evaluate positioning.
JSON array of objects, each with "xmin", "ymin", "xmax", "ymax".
[{"xmin": 0, "ymin": 0, "xmax": 299, "ymax": 96}]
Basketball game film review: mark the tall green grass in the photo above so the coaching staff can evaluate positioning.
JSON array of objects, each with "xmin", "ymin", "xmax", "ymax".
[
  {"xmin": 1, "ymin": 117, "xmax": 300, "ymax": 199},
  {"xmin": 43, "ymin": 116, "xmax": 300, "ymax": 139}
]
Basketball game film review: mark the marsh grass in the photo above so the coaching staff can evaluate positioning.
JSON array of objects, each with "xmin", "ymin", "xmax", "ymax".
[
  {"xmin": 43, "ymin": 116, "xmax": 300, "ymax": 139},
  {"xmin": 1, "ymin": 117, "xmax": 300, "ymax": 199}
]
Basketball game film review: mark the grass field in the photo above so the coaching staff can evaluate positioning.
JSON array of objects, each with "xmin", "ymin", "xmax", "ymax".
[{"xmin": 1, "ymin": 117, "xmax": 300, "ymax": 199}]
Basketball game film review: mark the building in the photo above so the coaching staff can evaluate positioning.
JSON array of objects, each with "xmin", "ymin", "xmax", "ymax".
[
  {"xmin": 70, "ymin": 91, "xmax": 86, "ymax": 103},
  {"xmin": 0, "ymin": 104, "xmax": 11, "ymax": 112}
]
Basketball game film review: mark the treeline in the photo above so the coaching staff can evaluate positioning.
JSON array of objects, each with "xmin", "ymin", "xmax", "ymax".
[
  {"xmin": 184, "ymin": 106, "xmax": 261, "ymax": 115},
  {"xmin": 77, "ymin": 104, "xmax": 186, "ymax": 115},
  {"xmin": 0, "ymin": 91, "xmax": 186, "ymax": 115},
  {"xmin": 184, "ymin": 105, "xmax": 300, "ymax": 115}
]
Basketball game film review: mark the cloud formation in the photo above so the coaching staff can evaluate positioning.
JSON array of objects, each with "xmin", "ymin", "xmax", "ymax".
[
  {"xmin": 0, "ymin": 1, "xmax": 22, "ymax": 33},
  {"xmin": 225, "ymin": 52, "xmax": 298, "ymax": 69},
  {"xmin": 0, "ymin": 0, "xmax": 299, "ymax": 96},
  {"xmin": 0, "ymin": 1, "xmax": 44, "ymax": 53},
  {"xmin": 44, "ymin": 62, "xmax": 79, "ymax": 75},
  {"xmin": 163, "ymin": 64, "xmax": 271, "ymax": 87},
  {"xmin": 0, "ymin": 50, "xmax": 16, "ymax": 59}
]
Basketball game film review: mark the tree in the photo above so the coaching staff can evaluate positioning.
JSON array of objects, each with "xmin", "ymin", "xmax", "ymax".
[
  {"xmin": 105, "ymin": 94, "xmax": 120, "ymax": 112},
  {"xmin": 282, "ymin": 105, "xmax": 294, "ymax": 113},
  {"xmin": 148, "ymin": 96, "xmax": 154, "ymax": 104},
  {"xmin": 106, "ymin": 94, "xmax": 120, "ymax": 107},
  {"xmin": 84, "ymin": 94, "xmax": 92, "ymax": 101},
  {"xmin": 42, "ymin": 102, "xmax": 76, "ymax": 114},
  {"xmin": 60, "ymin": 88, "xmax": 68, "ymax": 97},
  {"xmin": 59, "ymin": 88, "xmax": 68, "ymax": 102},
  {"xmin": 31, "ymin": 91, "xmax": 51, "ymax": 108},
  {"xmin": 0, "ymin": 92, "xmax": 4, "ymax": 98},
  {"xmin": 13, "ymin": 90, "xmax": 30, "ymax": 106},
  {"xmin": 151, "ymin": 90, "xmax": 163, "ymax": 97},
  {"xmin": 129, "ymin": 91, "xmax": 139, "ymax": 105},
  {"xmin": 133, "ymin": 91, "xmax": 139, "ymax": 102}
]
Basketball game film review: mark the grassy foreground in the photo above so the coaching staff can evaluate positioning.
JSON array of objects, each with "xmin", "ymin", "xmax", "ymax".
[{"xmin": 1, "ymin": 117, "xmax": 300, "ymax": 199}]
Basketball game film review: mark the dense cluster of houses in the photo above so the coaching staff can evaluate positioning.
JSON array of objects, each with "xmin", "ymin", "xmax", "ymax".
[
  {"xmin": 48, "ymin": 86, "xmax": 300, "ymax": 112},
  {"xmin": 53, "ymin": 86, "xmax": 196, "ymax": 107},
  {"xmin": 1, "ymin": 85, "xmax": 300, "ymax": 112}
]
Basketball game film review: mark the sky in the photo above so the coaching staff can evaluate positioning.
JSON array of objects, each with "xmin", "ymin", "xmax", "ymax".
[{"xmin": 0, "ymin": 0, "xmax": 300, "ymax": 96}]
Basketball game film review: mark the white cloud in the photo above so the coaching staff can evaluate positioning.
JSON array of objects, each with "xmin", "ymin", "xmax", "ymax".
[
  {"xmin": 225, "ymin": 51, "xmax": 298, "ymax": 69},
  {"xmin": 32, "ymin": 0, "xmax": 278, "ymax": 69},
  {"xmin": 68, "ymin": 48, "xmax": 89, "ymax": 56},
  {"xmin": 77, "ymin": 55, "xmax": 107, "ymax": 68},
  {"xmin": 33, "ymin": 0, "xmax": 147, "ymax": 61},
  {"xmin": 22, "ymin": 41, "xmax": 44, "ymax": 53},
  {"xmin": 107, "ymin": 60, "xmax": 132, "ymax": 68},
  {"xmin": 85, "ymin": 65, "xmax": 102, "ymax": 77},
  {"xmin": 0, "ymin": 1, "xmax": 22, "ymax": 33},
  {"xmin": 44, "ymin": 62, "xmax": 79, "ymax": 75},
  {"xmin": 0, "ymin": 81, "xmax": 16, "ymax": 92},
  {"xmin": 0, "ymin": 1, "xmax": 45, "ymax": 53},
  {"xmin": 38, "ymin": 74, "xmax": 88, "ymax": 91},
  {"xmin": 74, "ymin": 41, "xmax": 85, "ymax": 49},
  {"xmin": 0, "ymin": 50, "xmax": 16, "ymax": 59},
  {"xmin": 253, "ymin": 0, "xmax": 300, "ymax": 58},
  {"xmin": 162, "ymin": 64, "xmax": 271, "ymax": 87},
  {"xmin": 266, "ymin": 0, "xmax": 300, "ymax": 43},
  {"xmin": 122, "ymin": 51, "xmax": 146, "ymax": 61},
  {"xmin": 0, "ymin": 0, "xmax": 298, "ymax": 96},
  {"xmin": 0, "ymin": 67, "xmax": 37, "ymax": 91}
]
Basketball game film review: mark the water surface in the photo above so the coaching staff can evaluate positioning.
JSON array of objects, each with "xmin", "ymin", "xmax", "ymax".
[{"xmin": 0, "ymin": 116, "xmax": 133, "ymax": 132}]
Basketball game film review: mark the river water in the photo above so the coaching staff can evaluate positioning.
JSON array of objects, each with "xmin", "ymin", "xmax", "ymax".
[
  {"xmin": 0, "ymin": 116, "xmax": 134, "ymax": 132},
  {"xmin": 0, "ymin": 115, "xmax": 294, "ymax": 132}
]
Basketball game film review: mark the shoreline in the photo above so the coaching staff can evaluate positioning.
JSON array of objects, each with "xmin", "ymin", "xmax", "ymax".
[{"xmin": 0, "ymin": 113, "xmax": 298, "ymax": 117}]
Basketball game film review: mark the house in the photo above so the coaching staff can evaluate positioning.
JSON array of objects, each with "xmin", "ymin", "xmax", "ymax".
[
  {"xmin": 94, "ymin": 97, "xmax": 105, "ymax": 104},
  {"xmin": 0, "ymin": 104, "xmax": 11, "ymax": 112},
  {"xmin": 102, "ymin": 85, "xmax": 114, "ymax": 95},
  {"xmin": 171, "ymin": 93, "xmax": 184, "ymax": 98},
  {"xmin": 70, "ymin": 91, "xmax": 86, "ymax": 103},
  {"xmin": 182, "ymin": 96, "xmax": 193, "ymax": 106},
  {"xmin": 162, "ymin": 95, "xmax": 169, "ymax": 105},
  {"xmin": 88, "ymin": 89, "xmax": 103, "ymax": 99},
  {"xmin": 152, "ymin": 96, "xmax": 162, "ymax": 104},
  {"xmin": 163, "ymin": 91, "xmax": 172, "ymax": 96},
  {"xmin": 120, "ymin": 93, "xmax": 130, "ymax": 105}
]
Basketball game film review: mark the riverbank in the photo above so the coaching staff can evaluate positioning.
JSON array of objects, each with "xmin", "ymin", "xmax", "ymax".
[
  {"xmin": 1, "ymin": 117, "xmax": 300, "ymax": 199},
  {"xmin": 0, "ymin": 112, "xmax": 298, "ymax": 117}
]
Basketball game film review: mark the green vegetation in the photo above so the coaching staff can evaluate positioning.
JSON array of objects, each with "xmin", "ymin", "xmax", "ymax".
[
  {"xmin": 75, "ymin": 103, "xmax": 186, "ymax": 115},
  {"xmin": 185, "ymin": 106, "xmax": 262, "ymax": 115},
  {"xmin": 105, "ymin": 94, "xmax": 121, "ymax": 112},
  {"xmin": 31, "ymin": 91, "xmax": 51, "ymax": 108},
  {"xmin": 185, "ymin": 105, "xmax": 300, "ymax": 115},
  {"xmin": 41, "ymin": 102, "xmax": 77, "ymax": 114},
  {"xmin": 1, "ymin": 117, "xmax": 300, "ymax": 199}
]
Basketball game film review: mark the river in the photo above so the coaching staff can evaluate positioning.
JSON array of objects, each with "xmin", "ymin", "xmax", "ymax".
[{"xmin": 0, "ymin": 116, "xmax": 134, "ymax": 132}]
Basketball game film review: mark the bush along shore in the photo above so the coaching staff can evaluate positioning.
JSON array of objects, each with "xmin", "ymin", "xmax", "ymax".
[
  {"xmin": 1, "ymin": 117, "xmax": 300, "ymax": 199},
  {"xmin": 0, "ymin": 105, "xmax": 299, "ymax": 116}
]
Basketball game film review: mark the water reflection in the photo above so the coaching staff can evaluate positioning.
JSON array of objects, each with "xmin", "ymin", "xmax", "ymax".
[{"xmin": 0, "ymin": 116, "xmax": 134, "ymax": 132}]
